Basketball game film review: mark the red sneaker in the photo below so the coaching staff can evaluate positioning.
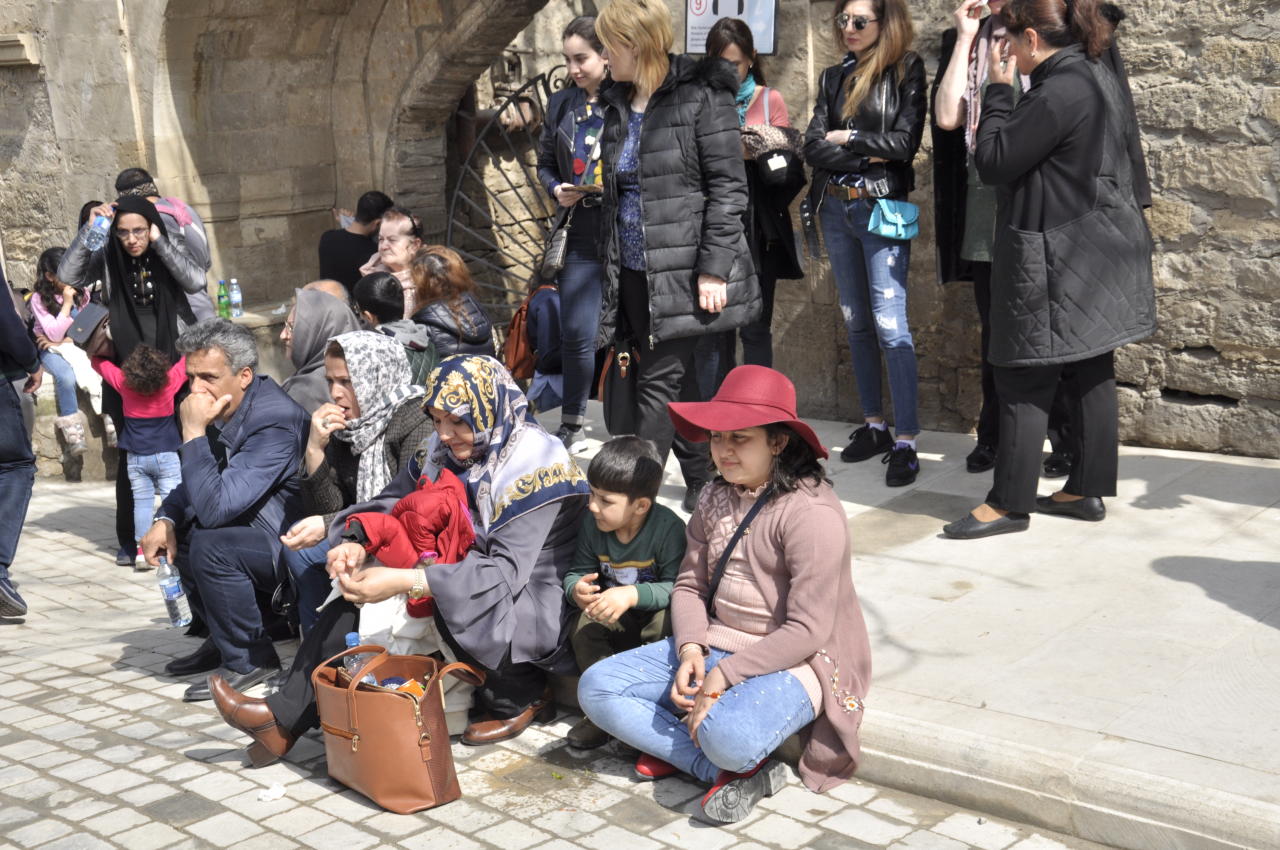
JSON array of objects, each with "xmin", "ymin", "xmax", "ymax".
[
  {"xmin": 633, "ymin": 753, "xmax": 678, "ymax": 781},
  {"xmin": 700, "ymin": 759, "xmax": 789, "ymax": 823}
]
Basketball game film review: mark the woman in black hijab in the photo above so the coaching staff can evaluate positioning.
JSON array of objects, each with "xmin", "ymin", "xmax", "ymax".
[{"xmin": 59, "ymin": 195, "xmax": 207, "ymax": 362}]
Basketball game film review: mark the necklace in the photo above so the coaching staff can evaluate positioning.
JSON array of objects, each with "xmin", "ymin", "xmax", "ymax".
[{"xmin": 128, "ymin": 255, "xmax": 155, "ymax": 307}]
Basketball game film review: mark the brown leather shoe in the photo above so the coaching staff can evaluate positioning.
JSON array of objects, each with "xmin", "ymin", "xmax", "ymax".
[
  {"xmin": 209, "ymin": 673, "xmax": 295, "ymax": 767},
  {"xmin": 461, "ymin": 695, "xmax": 556, "ymax": 746}
]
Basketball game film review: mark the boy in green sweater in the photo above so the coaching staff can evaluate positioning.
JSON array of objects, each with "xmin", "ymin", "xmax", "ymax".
[{"xmin": 563, "ymin": 436, "xmax": 686, "ymax": 750}]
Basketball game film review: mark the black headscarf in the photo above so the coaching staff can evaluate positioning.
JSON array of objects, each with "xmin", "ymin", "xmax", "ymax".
[{"xmin": 105, "ymin": 195, "xmax": 194, "ymax": 363}]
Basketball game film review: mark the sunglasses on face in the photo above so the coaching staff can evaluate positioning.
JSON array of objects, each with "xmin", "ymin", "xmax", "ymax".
[{"xmin": 837, "ymin": 13, "xmax": 878, "ymax": 30}]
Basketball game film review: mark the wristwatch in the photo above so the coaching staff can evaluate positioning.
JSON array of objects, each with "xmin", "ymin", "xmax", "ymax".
[{"xmin": 408, "ymin": 567, "xmax": 429, "ymax": 600}]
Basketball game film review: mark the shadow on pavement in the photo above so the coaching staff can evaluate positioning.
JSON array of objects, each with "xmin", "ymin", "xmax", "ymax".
[
  {"xmin": 1151, "ymin": 555, "xmax": 1280, "ymax": 629},
  {"xmin": 1127, "ymin": 455, "xmax": 1280, "ymax": 513}
]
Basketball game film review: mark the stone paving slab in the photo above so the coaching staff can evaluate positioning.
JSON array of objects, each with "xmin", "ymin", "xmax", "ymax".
[
  {"xmin": 3, "ymin": 478, "xmax": 1107, "ymax": 848},
  {"xmin": 6, "ymin": 400, "xmax": 1279, "ymax": 849}
]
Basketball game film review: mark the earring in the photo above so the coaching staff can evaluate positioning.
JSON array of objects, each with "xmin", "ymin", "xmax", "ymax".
[{"xmin": 1031, "ymin": 50, "xmax": 1038, "ymax": 58}]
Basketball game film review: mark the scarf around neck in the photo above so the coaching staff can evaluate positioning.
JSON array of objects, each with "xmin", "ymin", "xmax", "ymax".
[
  {"xmin": 328, "ymin": 330, "xmax": 425, "ymax": 502},
  {"xmin": 965, "ymin": 15, "xmax": 1032, "ymax": 154},
  {"xmin": 417, "ymin": 355, "xmax": 587, "ymax": 532},
  {"xmin": 734, "ymin": 75, "xmax": 757, "ymax": 126}
]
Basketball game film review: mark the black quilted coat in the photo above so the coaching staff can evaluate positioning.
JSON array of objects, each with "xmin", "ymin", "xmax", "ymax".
[
  {"xmin": 975, "ymin": 46, "xmax": 1154, "ymax": 367},
  {"xmin": 596, "ymin": 54, "xmax": 760, "ymax": 348}
]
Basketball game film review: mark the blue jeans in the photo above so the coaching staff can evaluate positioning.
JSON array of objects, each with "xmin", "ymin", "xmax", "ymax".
[
  {"xmin": 557, "ymin": 246, "xmax": 605, "ymax": 425},
  {"xmin": 578, "ymin": 637, "xmax": 815, "ymax": 784},
  {"xmin": 40, "ymin": 349, "xmax": 79, "ymax": 417},
  {"xmin": 0, "ymin": 382, "xmax": 35, "ymax": 581},
  {"xmin": 820, "ymin": 197, "xmax": 920, "ymax": 435},
  {"xmin": 127, "ymin": 451, "xmax": 182, "ymax": 544},
  {"xmin": 281, "ymin": 540, "xmax": 333, "ymax": 635}
]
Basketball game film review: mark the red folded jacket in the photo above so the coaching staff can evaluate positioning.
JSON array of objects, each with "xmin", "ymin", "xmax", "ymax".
[{"xmin": 345, "ymin": 468, "xmax": 475, "ymax": 617}]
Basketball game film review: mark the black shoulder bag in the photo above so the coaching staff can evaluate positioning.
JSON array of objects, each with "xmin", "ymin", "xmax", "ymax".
[{"xmin": 705, "ymin": 486, "xmax": 775, "ymax": 618}]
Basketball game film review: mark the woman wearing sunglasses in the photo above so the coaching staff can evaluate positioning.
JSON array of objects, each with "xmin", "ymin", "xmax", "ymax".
[{"xmin": 803, "ymin": 0, "xmax": 927, "ymax": 488}]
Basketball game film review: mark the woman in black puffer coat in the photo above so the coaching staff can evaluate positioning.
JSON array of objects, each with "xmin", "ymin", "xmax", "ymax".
[{"xmin": 595, "ymin": 0, "xmax": 760, "ymax": 509}]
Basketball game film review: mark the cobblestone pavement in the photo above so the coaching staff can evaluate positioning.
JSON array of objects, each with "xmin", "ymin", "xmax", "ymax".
[{"xmin": 0, "ymin": 481, "xmax": 1112, "ymax": 850}]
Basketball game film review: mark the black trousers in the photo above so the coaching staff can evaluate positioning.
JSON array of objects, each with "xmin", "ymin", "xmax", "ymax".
[
  {"xmin": 103, "ymin": 385, "xmax": 135, "ymax": 553},
  {"xmin": 177, "ymin": 526, "xmax": 282, "ymax": 673},
  {"xmin": 619, "ymin": 268, "xmax": 710, "ymax": 488},
  {"xmin": 971, "ymin": 262, "xmax": 1000, "ymax": 448},
  {"xmin": 266, "ymin": 598, "xmax": 547, "ymax": 738},
  {"xmin": 986, "ymin": 350, "xmax": 1118, "ymax": 514}
]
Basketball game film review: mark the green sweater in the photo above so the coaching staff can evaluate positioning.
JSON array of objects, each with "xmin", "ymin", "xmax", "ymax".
[{"xmin": 562, "ymin": 503, "xmax": 686, "ymax": 612}]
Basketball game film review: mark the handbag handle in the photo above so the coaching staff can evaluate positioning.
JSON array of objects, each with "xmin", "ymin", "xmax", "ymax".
[{"xmin": 425, "ymin": 660, "xmax": 486, "ymax": 693}]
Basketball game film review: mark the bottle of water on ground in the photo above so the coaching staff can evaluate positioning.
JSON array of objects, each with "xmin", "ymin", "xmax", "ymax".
[
  {"xmin": 156, "ymin": 556, "xmax": 192, "ymax": 628},
  {"xmin": 343, "ymin": 632, "xmax": 376, "ymax": 684},
  {"xmin": 83, "ymin": 215, "xmax": 112, "ymax": 252},
  {"xmin": 216, "ymin": 279, "xmax": 230, "ymax": 319},
  {"xmin": 228, "ymin": 278, "xmax": 243, "ymax": 318}
]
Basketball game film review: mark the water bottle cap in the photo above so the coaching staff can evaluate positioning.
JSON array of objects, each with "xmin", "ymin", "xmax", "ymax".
[{"xmin": 344, "ymin": 632, "xmax": 361, "ymax": 647}]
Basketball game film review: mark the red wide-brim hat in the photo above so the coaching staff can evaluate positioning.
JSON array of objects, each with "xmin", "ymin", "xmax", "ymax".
[{"xmin": 668, "ymin": 365, "xmax": 828, "ymax": 460}]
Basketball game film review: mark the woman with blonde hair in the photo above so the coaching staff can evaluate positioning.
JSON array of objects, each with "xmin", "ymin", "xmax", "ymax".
[
  {"xmin": 408, "ymin": 245, "xmax": 495, "ymax": 359},
  {"xmin": 803, "ymin": 0, "xmax": 926, "ymax": 488},
  {"xmin": 594, "ymin": 0, "xmax": 760, "ymax": 513}
]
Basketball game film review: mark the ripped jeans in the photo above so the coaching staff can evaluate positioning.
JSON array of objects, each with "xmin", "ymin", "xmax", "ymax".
[
  {"xmin": 820, "ymin": 196, "xmax": 919, "ymax": 435},
  {"xmin": 578, "ymin": 637, "xmax": 815, "ymax": 784}
]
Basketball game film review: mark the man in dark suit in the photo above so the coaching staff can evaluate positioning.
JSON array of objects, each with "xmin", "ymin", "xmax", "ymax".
[{"xmin": 142, "ymin": 319, "xmax": 309, "ymax": 701}]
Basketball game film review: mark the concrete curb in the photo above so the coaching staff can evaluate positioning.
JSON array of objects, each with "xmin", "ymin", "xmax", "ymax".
[{"xmin": 857, "ymin": 709, "xmax": 1278, "ymax": 850}]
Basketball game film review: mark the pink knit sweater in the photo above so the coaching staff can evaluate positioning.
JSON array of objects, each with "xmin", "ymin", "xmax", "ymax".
[{"xmin": 673, "ymin": 478, "xmax": 872, "ymax": 793}]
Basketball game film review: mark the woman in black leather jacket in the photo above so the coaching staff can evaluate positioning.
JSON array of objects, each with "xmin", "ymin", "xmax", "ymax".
[
  {"xmin": 408, "ymin": 247, "xmax": 495, "ymax": 359},
  {"xmin": 595, "ymin": 0, "xmax": 760, "ymax": 510},
  {"xmin": 803, "ymin": 0, "xmax": 926, "ymax": 488},
  {"xmin": 535, "ymin": 16, "xmax": 609, "ymax": 453}
]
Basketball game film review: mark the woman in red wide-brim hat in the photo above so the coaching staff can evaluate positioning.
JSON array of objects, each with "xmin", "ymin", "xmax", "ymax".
[{"xmin": 578, "ymin": 365, "xmax": 872, "ymax": 824}]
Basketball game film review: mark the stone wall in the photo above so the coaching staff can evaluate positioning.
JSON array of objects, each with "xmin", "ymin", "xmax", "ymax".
[{"xmin": 3, "ymin": 0, "xmax": 1277, "ymax": 458}]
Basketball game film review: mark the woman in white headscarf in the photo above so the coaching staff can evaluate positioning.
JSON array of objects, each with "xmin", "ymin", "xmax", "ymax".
[{"xmin": 278, "ymin": 330, "xmax": 430, "ymax": 633}]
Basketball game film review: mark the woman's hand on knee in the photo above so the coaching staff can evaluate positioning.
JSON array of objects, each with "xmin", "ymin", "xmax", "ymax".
[
  {"xmin": 326, "ymin": 542, "xmax": 367, "ymax": 579},
  {"xmin": 280, "ymin": 515, "xmax": 326, "ymax": 551},
  {"xmin": 670, "ymin": 643, "xmax": 706, "ymax": 711},
  {"xmin": 686, "ymin": 666, "xmax": 729, "ymax": 747}
]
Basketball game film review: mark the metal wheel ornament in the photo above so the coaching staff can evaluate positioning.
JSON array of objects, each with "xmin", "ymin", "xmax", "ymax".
[{"xmin": 446, "ymin": 71, "xmax": 569, "ymax": 332}]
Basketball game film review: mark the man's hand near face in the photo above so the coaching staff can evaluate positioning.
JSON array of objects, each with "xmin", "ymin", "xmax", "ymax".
[{"xmin": 180, "ymin": 390, "xmax": 233, "ymax": 442}]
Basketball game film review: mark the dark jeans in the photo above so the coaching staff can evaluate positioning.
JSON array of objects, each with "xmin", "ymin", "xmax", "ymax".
[
  {"xmin": 618, "ymin": 267, "xmax": 710, "ymax": 489},
  {"xmin": 558, "ymin": 246, "xmax": 605, "ymax": 427},
  {"xmin": 987, "ymin": 351, "xmax": 1118, "ymax": 514},
  {"xmin": 280, "ymin": 541, "xmax": 333, "ymax": 636},
  {"xmin": 692, "ymin": 249, "xmax": 781, "ymax": 398},
  {"xmin": 177, "ymin": 526, "xmax": 283, "ymax": 673},
  {"xmin": 0, "ymin": 381, "xmax": 35, "ymax": 582},
  {"xmin": 267, "ymin": 597, "xmax": 547, "ymax": 738}
]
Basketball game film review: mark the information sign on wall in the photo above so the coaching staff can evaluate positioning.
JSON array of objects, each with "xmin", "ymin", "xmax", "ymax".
[{"xmin": 686, "ymin": 0, "xmax": 778, "ymax": 54}]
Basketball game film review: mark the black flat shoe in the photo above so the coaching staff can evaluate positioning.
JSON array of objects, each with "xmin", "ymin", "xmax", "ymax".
[
  {"xmin": 965, "ymin": 444, "xmax": 997, "ymax": 473},
  {"xmin": 1035, "ymin": 495, "xmax": 1105, "ymax": 521},
  {"xmin": 1042, "ymin": 452, "xmax": 1072, "ymax": 478},
  {"xmin": 943, "ymin": 512, "xmax": 1030, "ymax": 539},
  {"xmin": 164, "ymin": 638, "xmax": 221, "ymax": 677},
  {"xmin": 184, "ymin": 665, "xmax": 279, "ymax": 703}
]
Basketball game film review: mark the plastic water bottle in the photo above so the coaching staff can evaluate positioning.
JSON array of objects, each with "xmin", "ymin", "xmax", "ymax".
[
  {"xmin": 216, "ymin": 279, "xmax": 230, "ymax": 319},
  {"xmin": 228, "ymin": 278, "xmax": 243, "ymax": 318},
  {"xmin": 343, "ymin": 632, "xmax": 376, "ymax": 684},
  {"xmin": 156, "ymin": 556, "xmax": 192, "ymax": 628},
  {"xmin": 83, "ymin": 215, "xmax": 112, "ymax": 252}
]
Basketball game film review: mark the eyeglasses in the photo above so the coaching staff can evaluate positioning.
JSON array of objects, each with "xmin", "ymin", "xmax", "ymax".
[
  {"xmin": 837, "ymin": 13, "xmax": 878, "ymax": 30},
  {"xmin": 115, "ymin": 227, "xmax": 149, "ymax": 242}
]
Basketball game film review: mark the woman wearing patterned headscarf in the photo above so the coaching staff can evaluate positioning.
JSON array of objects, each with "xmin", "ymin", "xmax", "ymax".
[
  {"xmin": 277, "ymin": 330, "xmax": 431, "ymax": 633},
  {"xmin": 208, "ymin": 355, "xmax": 590, "ymax": 765}
]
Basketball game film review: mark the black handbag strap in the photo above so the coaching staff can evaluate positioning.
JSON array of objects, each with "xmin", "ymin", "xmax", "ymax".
[{"xmin": 705, "ymin": 486, "xmax": 774, "ymax": 618}]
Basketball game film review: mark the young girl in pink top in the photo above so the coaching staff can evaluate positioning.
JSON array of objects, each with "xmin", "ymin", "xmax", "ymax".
[
  {"xmin": 579, "ymin": 365, "xmax": 872, "ymax": 824},
  {"xmin": 92, "ymin": 346, "xmax": 188, "ymax": 569},
  {"xmin": 29, "ymin": 248, "xmax": 94, "ymax": 455}
]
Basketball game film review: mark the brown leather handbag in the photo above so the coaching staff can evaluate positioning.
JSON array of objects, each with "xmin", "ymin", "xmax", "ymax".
[{"xmin": 312, "ymin": 645, "xmax": 485, "ymax": 814}]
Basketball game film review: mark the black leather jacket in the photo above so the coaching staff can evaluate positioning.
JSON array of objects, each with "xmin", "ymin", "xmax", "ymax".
[
  {"xmin": 411, "ymin": 292, "xmax": 496, "ymax": 360},
  {"xmin": 803, "ymin": 52, "xmax": 927, "ymax": 214}
]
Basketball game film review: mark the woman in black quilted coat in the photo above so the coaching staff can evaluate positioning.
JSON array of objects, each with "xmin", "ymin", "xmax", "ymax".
[
  {"xmin": 595, "ymin": 0, "xmax": 760, "ymax": 510},
  {"xmin": 943, "ymin": 0, "xmax": 1154, "ymax": 539}
]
